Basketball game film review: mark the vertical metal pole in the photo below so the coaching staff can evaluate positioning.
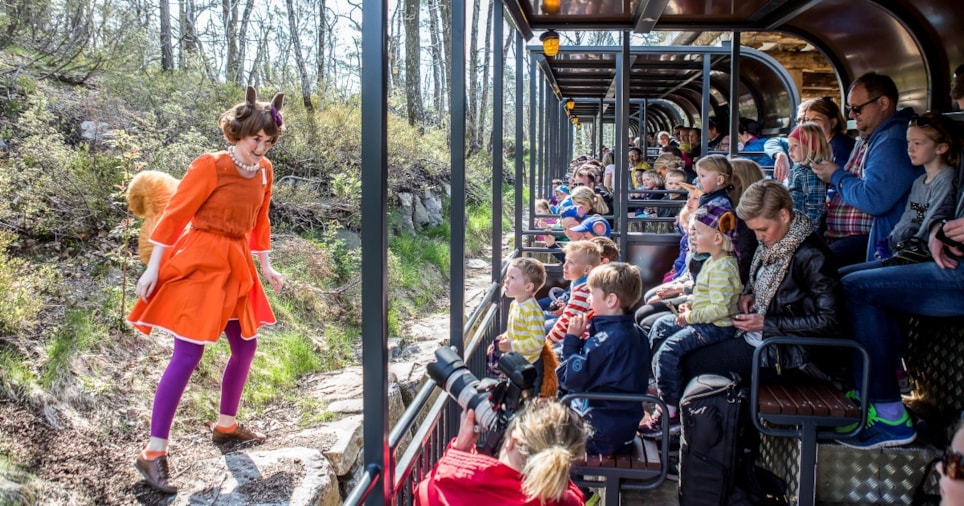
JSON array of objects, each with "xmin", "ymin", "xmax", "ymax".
[
  {"xmin": 641, "ymin": 100, "xmax": 649, "ymax": 154},
  {"xmin": 729, "ymin": 33, "xmax": 741, "ymax": 159},
  {"xmin": 517, "ymin": 32, "xmax": 527, "ymax": 255},
  {"xmin": 360, "ymin": 0, "xmax": 389, "ymax": 502},
  {"xmin": 597, "ymin": 97, "xmax": 604, "ymax": 157},
  {"xmin": 529, "ymin": 57, "xmax": 539, "ymax": 189},
  {"xmin": 702, "ymin": 54, "xmax": 711, "ymax": 157},
  {"xmin": 492, "ymin": 2, "xmax": 503, "ymax": 281},
  {"xmin": 615, "ymin": 32, "xmax": 630, "ymax": 257},
  {"xmin": 450, "ymin": 0, "xmax": 466, "ymax": 353}
]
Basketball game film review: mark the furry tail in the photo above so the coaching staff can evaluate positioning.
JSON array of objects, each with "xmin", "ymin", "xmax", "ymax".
[
  {"xmin": 539, "ymin": 342, "xmax": 559, "ymax": 398},
  {"xmin": 126, "ymin": 170, "xmax": 179, "ymax": 264}
]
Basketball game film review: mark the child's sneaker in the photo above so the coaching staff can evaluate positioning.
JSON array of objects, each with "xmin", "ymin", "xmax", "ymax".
[
  {"xmin": 638, "ymin": 407, "xmax": 681, "ymax": 439},
  {"xmin": 834, "ymin": 410, "xmax": 916, "ymax": 450}
]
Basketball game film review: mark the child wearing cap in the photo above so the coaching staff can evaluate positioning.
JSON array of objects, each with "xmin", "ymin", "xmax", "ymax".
[
  {"xmin": 638, "ymin": 202, "xmax": 743, "ymax": 439},
  {"xmin": 786, "ymin": 122, "xmax": 833, "ymax": 227}
]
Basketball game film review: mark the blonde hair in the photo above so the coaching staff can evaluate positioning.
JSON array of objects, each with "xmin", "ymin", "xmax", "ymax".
[
  {"xmin": 794, "ymin": 122, "xmax": 833, "ymax": 165},
  {"xmin": 534, "ymin": 198, "xmax": 551, "ymax": 214},
  {"xmin": 729, "ymin": 159, "xmax": 765, "ymax": 206},
  {"xmin": 569, "ymin": 186, "xmax": 610, "ymax": 215},
  {"xmin": 508, "ymin": 399, "xmax": 590, "ymax": 502},
  {"xmin": 589, "ymin": 236, "xmax": 620, "ymax": 262},
  {"xmin": 696, "ymin": 154, "xmax": 737, "ymax": 202},
  {"xmin": 736, "ymin": 179, "xmax": 794, "ymax": 221},
  {"xmin": 642, "ymin": 169, "xmax": 664, "ymax": 188},
  {"xmin": 563, "ymin": 240, "xmax": 602, "ymax": 268},
  {"xmin": 586, "ymin": 262, "xmax": 642, "ymax": 312},
  {"xmin": 508, "ymin": 257, "xmax": 546, "ymax": 292}
]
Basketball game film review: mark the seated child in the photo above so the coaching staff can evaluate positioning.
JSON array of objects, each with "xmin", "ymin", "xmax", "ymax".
[
  {"xmin": 786, "ymin": 122, "xmax": 832, "ymax": 226},
  {"xmin": 558, "ymin": 262, "xmax": 649, "ymax": 456},
  {"xmin": 491, "ymin": 257, "xmax": 555, "ymax": 396},
  {"xmin": 660, "ymin": 169, "xmax": 688, "ymax": 218},
  {"xmin": 631, "ymin": 170, "xmax": 665, "ymax": 217},
  {"xmin": 639, "ymin": 202, "xmax": 742, "ymax": 438},
  {"xmin": 545, "ymin": 240, "xmax": 601, "ymax": 347},
  {"xmin": 589, "ymin": 236, "xmax": 619, "ymax": 264},
  {"xmin": 533, "ymin": 198, "xmax": 557, "ymax": 244},
  {"xmin": 863, "ymin": 111, "xmax": 959, "ymax": 265}
]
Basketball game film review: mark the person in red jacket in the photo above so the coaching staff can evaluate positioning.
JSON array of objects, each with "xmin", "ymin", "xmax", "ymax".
[{"xmin": 415, "ymin": 399, "xmax": 589, "ymax": 505}]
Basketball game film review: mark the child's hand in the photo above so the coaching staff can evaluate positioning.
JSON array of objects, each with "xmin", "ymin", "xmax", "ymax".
[
  {"xmin": 497, "ymin": 335, "xmax": 511, "ymax": 353},
  {"xmin": 567, "ymin": 313, "xmax": 588, "ymax": 337},
  {"xmin": 675, "ymin": 311, "xmax": 688, "ymax": 327}
]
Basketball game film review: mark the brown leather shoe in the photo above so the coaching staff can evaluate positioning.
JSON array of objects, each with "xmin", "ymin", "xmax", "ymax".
[
  {"xmin": 134, "ymin": 453, "xmax": 178, "ymax": 494},
  {"xmin": 211, "ymin": 423, "xmax": 266, "ymax": 444}
]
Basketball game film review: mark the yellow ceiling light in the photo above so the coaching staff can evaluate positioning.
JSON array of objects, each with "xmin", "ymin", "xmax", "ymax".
[
  {"xmin": 576, "ymin": 123, "xmax": 582, "ymax": 130},
  {"xmin": 566, "ymin": 98, "xmax": 575, "ymax": 110},
  {"xmin": 571, "ymin": 116, "xmax": 579, "ymax": 125},
  {"xmin": 542, "ymin": 0, "xmax": 561, "ymax": 15},
  {"xmin": 540, "ymin": 30, "xmax": 560, "ymax": 57}
]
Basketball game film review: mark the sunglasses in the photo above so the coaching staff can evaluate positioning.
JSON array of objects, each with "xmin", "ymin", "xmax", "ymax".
[
  {"xmin": 909, "ymin": 114, "xmax": 952, "ymax": 138},
  {"xmin": 570, "ymin": 182, "xmax": 585, "ymax": 188},
  {"xmin": 944, "ymin": 448, "xmax": 964, "ymax": 480},
  {"xmin": 847, "ymin": 96, "xmax": 881, "ymax": 116}
]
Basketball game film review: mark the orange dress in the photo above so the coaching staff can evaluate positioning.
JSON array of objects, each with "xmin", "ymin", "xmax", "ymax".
[{"xmin": 127, "ymin": 152, "xmax": 276, "ymax": 344}]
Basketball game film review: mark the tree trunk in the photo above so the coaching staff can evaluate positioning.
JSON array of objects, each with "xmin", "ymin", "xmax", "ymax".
[
  {"xmin": 235, "ymin": 0, "xmax": 255, "ymax": 84},
  {"xmin": 426, "ymin": 0, "xmax": 444, "ymax": 125},
  {"xmin": 159, "ymin": 0, "xmax": 173, "ymax": 70},
  {"xmin": 284, "ymin": 0, "xmax": 314, "ymax": 111},
  {"xmin": 477, "ymin": 0, "xmax": 493, "ymax": 150},
  {"xmin": 433, "ymin": 0, "xmax": 452, "ymax": 128},
  {"xmin": 178, "ymin": 0, "xmax": 199, "ymax": 64},
  {"xmin": 466, "ymin": 0, "xmax": 481, "ymax": 154},
  {"xmin": 403, "ymin": 0, "xmax": 422, "ymax": 127},
  {"xmin": 316, "ymin": 0, "xmax": 327, "ymax": 91},
  {"xmin": 222, "ymin": 0, "xmax": 239, "ymax": 84}
]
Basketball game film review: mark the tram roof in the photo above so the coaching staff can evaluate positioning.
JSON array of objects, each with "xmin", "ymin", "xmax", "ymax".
[{"xmin": 505, "ymin": 0, "xmax": 964, "ymax": 119}]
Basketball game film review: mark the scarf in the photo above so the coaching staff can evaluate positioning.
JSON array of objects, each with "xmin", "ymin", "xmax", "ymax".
[{"xmin": 748, "ymin": 210, "xmax": 814, "ymax": 315}]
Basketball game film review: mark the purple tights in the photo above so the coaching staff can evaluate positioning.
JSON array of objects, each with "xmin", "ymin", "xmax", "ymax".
[{"xmin": 149, "ymin": 320, "xmax": 258, "ymax": 439}]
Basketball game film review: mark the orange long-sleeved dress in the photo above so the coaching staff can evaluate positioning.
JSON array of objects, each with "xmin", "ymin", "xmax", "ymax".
[{"xmin": 127, "ymin": 152, "xmax": 276, "ymax": 344}]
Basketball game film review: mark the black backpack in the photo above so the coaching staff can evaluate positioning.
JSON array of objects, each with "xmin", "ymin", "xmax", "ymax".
[{"xmin": 678, "ymin": 373, "xmax": 787, "ymax": 506}]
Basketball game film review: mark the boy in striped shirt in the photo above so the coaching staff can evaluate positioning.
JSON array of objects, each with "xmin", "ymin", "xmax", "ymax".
[
  {"xmin": 639, "ymin": 202, "xmax": 743, "ymax": 438},
  {"xmin": 545, "ymin": 241, "xmax": 602, "ymax": 348},
  {"xmin": 494, "ymin": 257, "xmax": 549, "ymax": 394}
]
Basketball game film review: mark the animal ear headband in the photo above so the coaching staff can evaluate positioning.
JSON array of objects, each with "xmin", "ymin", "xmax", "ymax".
[{"xmin": 245, "ymin": 86, "xmax": 285, "ymax": 127}]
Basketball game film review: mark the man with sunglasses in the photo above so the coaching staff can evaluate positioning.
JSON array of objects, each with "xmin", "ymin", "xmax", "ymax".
[
  {"xmin": 812, "ymin": 72, "xmax": 921, "ymax": 268},
  {"xmin": 830, "ymin": 68, "xmax": 964, "ymax": 451}
]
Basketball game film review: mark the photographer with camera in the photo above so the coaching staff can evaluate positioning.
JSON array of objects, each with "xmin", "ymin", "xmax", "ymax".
[{"xmin": 414, "ymin": 399, "xmax": 589, "ymax": 505}]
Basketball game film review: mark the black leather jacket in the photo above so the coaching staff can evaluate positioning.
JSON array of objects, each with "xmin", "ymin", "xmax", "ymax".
[{"xmin": 748, "ymin": 232, "xmax": 842, "ymax": 338}]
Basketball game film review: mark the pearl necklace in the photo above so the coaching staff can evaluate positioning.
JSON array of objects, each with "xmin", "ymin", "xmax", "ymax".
[{"xmin": 227, "ymin": 146, "xmax": 261, "ymax": 173}]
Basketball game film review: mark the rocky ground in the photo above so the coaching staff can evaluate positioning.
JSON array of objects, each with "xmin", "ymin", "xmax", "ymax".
[{"xmin": 0, "ymin": 258, "xmax": 497, "ymax": 505}]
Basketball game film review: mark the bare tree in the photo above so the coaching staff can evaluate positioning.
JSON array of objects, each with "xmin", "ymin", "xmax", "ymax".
[
  {"xmin": 315, "ymin": 0, "xmax": 327, "ymax": 92},
  {"xmin": 284, "ymin": 0, "xmax": 313, "ymax": 111},
  {"xmin": 403, "ymin": 0, "xmax": 422, "ymax": 127},
  {"xmin": 466, "ymin": 0, "xmax": 481, "ymax": 154},
  {"xmin": 476, "ymin": 0, "xmax": 493, "ymax": 149},
  {"xmin": 178, "ymin": 0, "xmax": 199, "ymax": 63},
  {"xmin": 160, "ymin": 0, "xmax": 174, "ymax": 70},
  {"xmin": 426, "ymin": 0, "xmax": 445, "ymax": 124}
]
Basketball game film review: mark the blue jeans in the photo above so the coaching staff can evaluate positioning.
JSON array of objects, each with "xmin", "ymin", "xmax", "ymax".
[
  {"xmin": 650, "ymin": 313, "xmax": 737, "ymax": 405},
  {"xmin": 842, "ymin": 261, "xmax": 964, "ymax": 402},
  {"xmin": 828, "ymin": 234, "xmax": 869, "ymax": 269}
]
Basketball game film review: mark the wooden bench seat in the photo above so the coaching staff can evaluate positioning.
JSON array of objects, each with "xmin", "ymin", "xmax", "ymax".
[
  {"xmin": 758, "ymin": 382, "xmax": 859, "ymax": 419},
  {"xmin": 572, "ymin": 437, "xmax": 662, "ymax": 470}
]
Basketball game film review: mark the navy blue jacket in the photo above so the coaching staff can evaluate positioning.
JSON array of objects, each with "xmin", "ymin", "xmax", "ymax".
[{"xmin": 558, "ymin": 313, "xmax": 649, "ymax": 455}]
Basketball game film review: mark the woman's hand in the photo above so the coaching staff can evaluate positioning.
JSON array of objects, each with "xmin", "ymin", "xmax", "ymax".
[
  {"xmin": 567, "ymin": 313, "xmax": 588, "ymax": 337},
  {"xmin": 453, "ymin": 409, "xmax": 480, "ymax": 452},
  {"xmin": 135, "ymin": 267, "xmax": 159, "ymax": 300},
  {"xmin": 732, "ymin": 312, "xmax": 764, "ymax": 332},
  {"xmin": 658, "ymin": 284, "xmax": 682, "ymax": 299},
  {"xmin": 738, "ymin": 294, "xmax": 755, "ymax": 313},
  {"xmin": 810, "ymin": 160, "xmax": 840, "ymax": 184},
  {"xmin": 261, "ymin": 265, "xmax": 284, "ymax": 292}
]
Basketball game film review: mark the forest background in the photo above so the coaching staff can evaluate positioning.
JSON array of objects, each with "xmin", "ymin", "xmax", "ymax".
[{"xmin": 0, "ymin": 0, "xmax": 661, "ymax": 503}]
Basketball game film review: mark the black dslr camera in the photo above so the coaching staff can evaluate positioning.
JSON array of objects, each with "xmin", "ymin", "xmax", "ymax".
[{"xmin": 426, "ymin": 346, "xmax": 536, "ymax": 455}]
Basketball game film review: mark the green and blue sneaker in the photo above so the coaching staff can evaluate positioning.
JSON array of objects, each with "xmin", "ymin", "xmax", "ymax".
[
  {"xmin": 835, "ymin": 390, "xmax": 863, "ymax": 434},
  {"xmin": 834, "ymin": 409, "xmax": 916, "ymax": 450}
]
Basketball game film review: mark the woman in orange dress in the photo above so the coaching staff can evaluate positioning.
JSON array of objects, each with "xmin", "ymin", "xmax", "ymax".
[{"xmin": 129, "ymin": 87, "xmax": 285, "ymax": 494}]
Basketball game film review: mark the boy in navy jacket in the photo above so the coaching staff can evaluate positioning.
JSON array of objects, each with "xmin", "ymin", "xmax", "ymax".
[{"xmin": 558, "ymin": 262, "xmax": 649, "ymax": 456}]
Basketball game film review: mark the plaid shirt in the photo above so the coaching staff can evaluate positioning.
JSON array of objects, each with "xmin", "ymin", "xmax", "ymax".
[
  {"xmin": 825, "ymin": 139, "xmax": 873, "ymax": 239},
  {"xmin": 788, "ymin": 163, "xmax": 828, "ymax": 227}
]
